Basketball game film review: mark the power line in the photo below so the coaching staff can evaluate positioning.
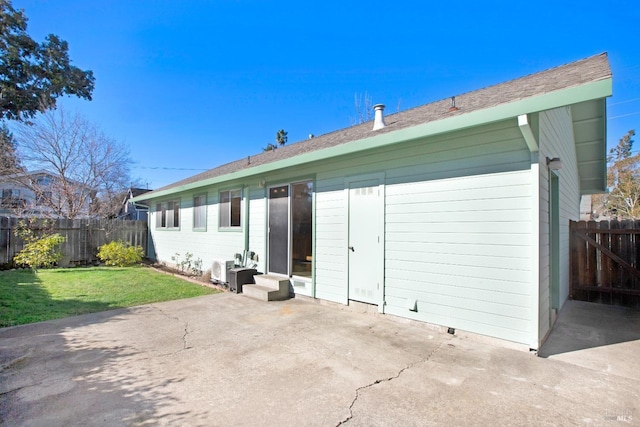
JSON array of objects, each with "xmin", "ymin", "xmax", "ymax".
[
  {"xmin": 137, "ymin": 166, "xmax": 208, "ymax": 171},
  {"xmin": 609, "ymin": 112, "xmax": 640, "ymax": 120},
  {"xmin": 609, "ymin": 97, "xmax": 640, "ymax": 106}
]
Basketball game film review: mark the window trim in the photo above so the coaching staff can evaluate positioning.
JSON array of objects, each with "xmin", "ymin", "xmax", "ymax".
[
  {"xmin": 155, "ymin": 199, "xmax": 181, "ymax": 230},
  {"xmin": 219, "ymin": 188, "xmax": 242, "ymax": 230},
  {"xmin": 193, "ymin": 193, "xmax": 207, "ymax": 231}
]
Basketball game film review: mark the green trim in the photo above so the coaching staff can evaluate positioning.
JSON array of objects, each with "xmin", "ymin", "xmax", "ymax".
[
  {"xmin": 311, "ymin": 177, "xmax": 316, "ymax": 298},
  {"xmin": 243, "ymin": 185, "xmax": 249, "ymax": 252},
  {"xmin": 217, "ymin": 226, "xmax": 243, "ymax": 232},
  {"xmin": 576, "ymin": 98, "xmax": 608, "ymax": 194},
  {"xmin": 133, "ymin": 79, "xmax": 612, "ymax": 202}
]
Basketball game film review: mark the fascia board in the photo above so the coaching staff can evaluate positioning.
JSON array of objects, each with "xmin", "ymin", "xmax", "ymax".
[{"xmin": 134, "ymin": 78, "xmax": 612, "ymax": 202}]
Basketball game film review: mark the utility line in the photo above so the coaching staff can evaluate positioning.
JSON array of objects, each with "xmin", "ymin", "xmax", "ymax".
[
  {"xmin": 609, "ymin": 112, "xmax": 640, "ymax": 120},
  {"xmin": 609, "ymin": 97, "xmax": 640, "ymax": 106},
  {"xmin": 137, "ymin": 166, "xmax": 208, "ymax": 171}
]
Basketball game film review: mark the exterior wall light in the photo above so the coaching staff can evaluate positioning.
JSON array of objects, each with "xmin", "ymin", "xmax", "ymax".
[{"xmin": 547, "ymin": 157, "xmax": 563, "ymax": 171}]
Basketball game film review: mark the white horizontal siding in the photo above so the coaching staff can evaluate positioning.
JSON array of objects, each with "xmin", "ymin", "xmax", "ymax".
[
  {"xmin": 385, "ymin": 169, "xmax": 533, "ymax": 344},
  {"xmin": 314, "ymin": 184, "xmax": 347, "ymax": 303},
  {"xmin": 146, "ymin": 117, "xmax": 540, "ymax": 345},
  {"xmin": 386, "ymin": 241, "xmax": 531, "ymax": 259},
  {"xmin": 306, "ymin": 119, "xmax": 535, "ymax": 344},
  {"xmin": 148, "ymin": 189, "xmax": 245, "ymax": 272}
]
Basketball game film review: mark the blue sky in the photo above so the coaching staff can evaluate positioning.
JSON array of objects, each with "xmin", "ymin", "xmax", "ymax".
[{"xmin": 13, "ymin": 0, "xmax": 640, "ymax": 188}]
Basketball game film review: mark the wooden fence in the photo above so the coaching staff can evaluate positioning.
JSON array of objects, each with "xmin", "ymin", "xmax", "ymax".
[
  {"xmin": 570, "ymin": 220, "xmax": 640, "ymax": 307},
  {"xmin": 0, "ymin": 217, "xmax": 148, "ymax": 268}
]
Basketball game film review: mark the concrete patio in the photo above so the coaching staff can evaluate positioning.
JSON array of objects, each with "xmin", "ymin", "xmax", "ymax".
[{"xmin": 1, "ymin": 293, "xmax": 638, "ymax": 426}]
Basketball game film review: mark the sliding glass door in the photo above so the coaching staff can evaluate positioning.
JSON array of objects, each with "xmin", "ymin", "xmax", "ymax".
[
  {"xmin": 267, "ymin": 181, "xmax": 313, "ymax": 278},
  {"xmin": 291, "ymin": 181, "xmax": 313, "ymax": 277},
  {"xmin": 268, "ymin": 185, "xmax": 289, "ymax": 274}
]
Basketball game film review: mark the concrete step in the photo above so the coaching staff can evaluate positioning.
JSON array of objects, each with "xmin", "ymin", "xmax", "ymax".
[{"xmin": 243, "ymin": 274, "xmax": 290, "ymax": 301}]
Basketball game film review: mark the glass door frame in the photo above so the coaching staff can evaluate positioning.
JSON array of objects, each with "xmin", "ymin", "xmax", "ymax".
[
  {"xmin": 267, "ymin": 184, "xmax": 290, "ymax": 275},
  {"xmin": 266, "ymin": 179, "xmax": 314, "ymax": 280}
]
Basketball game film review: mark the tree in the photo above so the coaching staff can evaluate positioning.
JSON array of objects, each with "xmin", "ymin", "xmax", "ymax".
[
  {"xmin": 15, "ymin": 107, "xmax": 132, "ymax": 219},
  {"xmin": 276, "ymin": 129, "xmax": 287, "ymax": 147},
  {"xmin": 0, "ymin": 0, "xmax": 94, "ymax": 121},
  {"xmin": 352, "ymin": 91, "xmax": 373, "ymax": 125},
  {"xmin": 263, "ymin": 129, "xmax": 288, "ymax": 152},
  {"xmin": 0, "ymin": 122, "xmax": 21, "ymax": 174},
  {"xmin": 601, "ymin": 130, "xmax": 640, "ymax": 219}
]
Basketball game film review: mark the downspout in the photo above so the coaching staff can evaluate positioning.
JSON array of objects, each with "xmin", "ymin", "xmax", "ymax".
[
  {"xmin": 243, "ymin": 185, "xmax": 250, "ymax": 255},
  {"xmin": 519, "ymin": 114, "xmax": 541, "ymax": 351},
  {"xmin": 311, "ymin": 178, "xmax": 317, "ymax": 298}
]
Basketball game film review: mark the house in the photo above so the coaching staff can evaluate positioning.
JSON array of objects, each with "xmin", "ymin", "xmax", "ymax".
[
  {"xmin": 117, "ymin": 188, "xmax": 151, "ymax": 221},
  {"xmin": 0, "ymin": 170, "xmax": 96, "ymax": 218},
  {"xmin": 133, "ymin": 53, "xmax": 612, "ymax": 349}
]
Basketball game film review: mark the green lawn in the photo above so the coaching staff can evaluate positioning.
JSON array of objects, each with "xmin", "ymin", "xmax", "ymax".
[{"xmin": 0, "ymin": 266, "xmax": 219, "ymax": 327}]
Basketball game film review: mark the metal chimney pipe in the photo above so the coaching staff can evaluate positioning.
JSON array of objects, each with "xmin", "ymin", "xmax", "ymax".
[{"xmin": 372, "ymin": 104, "xmax": 386, "ymax": 130}]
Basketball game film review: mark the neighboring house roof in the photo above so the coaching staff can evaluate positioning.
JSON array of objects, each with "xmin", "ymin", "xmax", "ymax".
[
  {"xmin": 135, "ymin": 53, "xmax": 612, "ymax": 202},
  {"xmin": 118, "ymin": 188, "xmax": 151, "ymax": 214},
  {"xmin": 129, "ymin": 188, "xmax": 153, "ymax": 198},
  {"xmin": 122, "ymin": 188, "xmax": 152, "ymax": 204},
  {"xmin": 0, "ymin": 169, "xmax": 89, "ymax": 189},
  {"xmin": 1, "ymin": 169, "xmax": 53, "ymax": 181}
]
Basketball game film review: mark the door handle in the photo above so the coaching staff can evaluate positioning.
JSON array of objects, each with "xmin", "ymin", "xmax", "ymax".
[{"xmin": 348, "ymin": 246, "xmax": 355, "ymax": 252}]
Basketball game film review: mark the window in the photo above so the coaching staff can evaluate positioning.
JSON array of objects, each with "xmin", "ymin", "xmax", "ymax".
[
  {"xmin": 155, "ymin": 203, "xmax": 165, "ymax": 228},
  {"xmin": 291, "ymin": 182, "xmax": 313, "ymax": 277},
  {"xmin": 155, "ymin": 199, "xmax": 180, "ymax": 229},
  {"xmin": 35, "ymin": 175, "xmax": 51, "ymax": 186},
  {"xmin": 1, "ymin": 189, "xmax": 23, "ymax": 208},
  {"xmin": 193, "ymin": 194, "xmax": 207, "ymax": 230},
  {"xmin": 219, "ymin": 189, "xmax": 241, "ymax": 228},
  {"xmin": 2, "ymin": 189, "xmax": 20, "ymax": 198}
]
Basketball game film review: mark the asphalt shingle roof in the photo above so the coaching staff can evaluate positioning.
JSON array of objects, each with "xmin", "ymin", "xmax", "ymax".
[{"xmin": 150, "ymin": 53, "xmax": 611, "ymax": 195}]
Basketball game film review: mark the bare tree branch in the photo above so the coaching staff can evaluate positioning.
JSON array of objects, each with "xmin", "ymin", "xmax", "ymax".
[
  {"xmin": 15, "ymin": 107, "xmax": 132, "ymax": 219},
  {"xmin": 351, "ymin": 92, "xmax": 373, "ymax": 125}
]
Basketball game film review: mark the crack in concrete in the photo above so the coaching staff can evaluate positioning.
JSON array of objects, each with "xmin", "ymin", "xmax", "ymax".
[
  {"xmin": 0, "ymin": 355, "xmax": 28, "ymax": 372},
  {"xmin": 151, "ymin": 306, "xmax": 191, "ymax": 355},
  {"xmin": 182, "ymin": 322, "xmax": 191, "ymax": 350},
  {"xmin": 0, "ymin": 385, "xmax": 27, "ymax": 396},
  {"xmin": 335, "ymin": 339, "xmax": 445, "ymax": 426}
]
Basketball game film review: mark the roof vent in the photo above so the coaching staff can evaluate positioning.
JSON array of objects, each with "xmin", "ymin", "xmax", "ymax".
[
  {"xmin": 372, "ymin": 104, "xmax": 386, "ymax": 131},
  {"xmin": 309, "ymin": 134, "xmax": 314, "ymax": 139},
  {"xmin": 448, "ymin": 96, "xmax": 459, "ymax": 112}
]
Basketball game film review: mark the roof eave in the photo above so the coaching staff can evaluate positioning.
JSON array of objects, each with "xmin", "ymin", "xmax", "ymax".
[
  {"xmin": 573, "ymin": 97, "xmax": 610, "ymax": 195},
  {"xmin": 133, "ymin": 77, "xmax": 612, "ymax": 202}
]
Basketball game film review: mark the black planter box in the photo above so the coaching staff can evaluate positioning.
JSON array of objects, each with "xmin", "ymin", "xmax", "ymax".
[{"xmin": 228, "ymin": 268, "xmax": 258, "ymax": 293}]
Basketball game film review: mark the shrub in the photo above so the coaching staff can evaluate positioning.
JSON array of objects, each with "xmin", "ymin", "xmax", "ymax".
[
  {"xmin": 13, "ymin": 233, "xmax": 66, "ymax": 271},
  {"xmin": 97, "ymin": 240, "xmax": 144, "ymax": 267},
  {"xmin": 171, "ymin": 252, "xmax": 203, "ymax": 276}
]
